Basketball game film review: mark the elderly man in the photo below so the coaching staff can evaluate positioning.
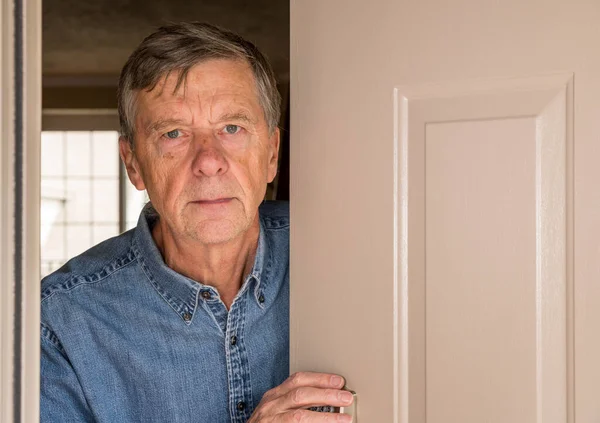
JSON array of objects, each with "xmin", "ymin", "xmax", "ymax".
[{"xmin": 40, "ymin": 23, "xmax": 353, "ymax": 422}]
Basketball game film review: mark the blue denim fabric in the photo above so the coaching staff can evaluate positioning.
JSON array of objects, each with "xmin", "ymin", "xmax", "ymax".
[{"xmin": 40, "ymin": 201, "xmax": 289, "ymax": 423}]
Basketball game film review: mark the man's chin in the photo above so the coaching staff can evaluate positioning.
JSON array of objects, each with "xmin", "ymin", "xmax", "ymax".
[{"xmin": 186, "ymin": 219, "xmax": 244, "ymax": 245}]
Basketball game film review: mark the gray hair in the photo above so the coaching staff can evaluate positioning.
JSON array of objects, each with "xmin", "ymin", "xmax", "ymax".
[{"xmin": 117, "ymin": 22, "xmax": 281, "ymax": 147}]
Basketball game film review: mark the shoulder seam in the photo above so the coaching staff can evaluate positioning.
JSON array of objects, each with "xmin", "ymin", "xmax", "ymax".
[{"xmin": 41, "ymin": 249, "xmax": 137, "ymax": 303}]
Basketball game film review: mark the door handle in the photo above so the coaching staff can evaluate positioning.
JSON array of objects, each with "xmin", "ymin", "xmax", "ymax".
[
  {"xmin": 337, "ymin": 389, "xmax": 357, "ymax": 421},
  {"xmin": 309, "ymin": 388, "xmax": 357, "ymax": 422}
]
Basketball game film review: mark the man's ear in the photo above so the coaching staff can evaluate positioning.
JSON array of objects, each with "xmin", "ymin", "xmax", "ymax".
[
  {"xmin": 119, "ymin": 136, "xmax": 146, "ymax": 191},
  {"xmin": 267, "ymin": 128, "xmax": 281, "ymax": 183}
]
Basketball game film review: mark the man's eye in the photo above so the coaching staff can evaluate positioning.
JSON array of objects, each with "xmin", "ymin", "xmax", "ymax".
[
  {"xmin": 165, "ymin": 129, "xmax": 181, "ymax": 139},
  {"xmin": 223, "ymin": 124, "xmax": 241, "ymax": 135}
]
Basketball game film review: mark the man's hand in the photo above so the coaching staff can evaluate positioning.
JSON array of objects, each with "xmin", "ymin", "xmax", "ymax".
[{"xmin": 248, "ymin": 372, "xmax": 354, "ymax": 422}]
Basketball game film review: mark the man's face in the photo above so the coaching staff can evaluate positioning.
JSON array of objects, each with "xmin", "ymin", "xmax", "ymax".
[{"xmin": 120, "ymin": 59, "xmax": 280, "ymax": 245}]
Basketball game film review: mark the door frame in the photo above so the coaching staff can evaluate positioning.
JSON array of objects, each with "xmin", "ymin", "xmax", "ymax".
[{"xmin": 1, "ymin": 0, "xmax": 42, "ymax": 421}]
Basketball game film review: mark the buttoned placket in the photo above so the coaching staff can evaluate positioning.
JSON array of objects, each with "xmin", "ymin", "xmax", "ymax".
[
  {"xmin": 130, "ymin": 202, "xmax": 282, "ymax": 422},
  {"xmin": 197, "ymin": 278, "xmax": 257, "ymax": 423},
  {"xmin": 226, "ymin": 291, "xmax": 252, "ymax": 423}
]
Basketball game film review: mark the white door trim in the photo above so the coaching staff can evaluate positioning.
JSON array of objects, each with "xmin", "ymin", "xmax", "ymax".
[
  {"xmin": 1, "ymin": 0, "xmax": 17, "ymax": 420},
  {"xmin": 1, "ymin": 0, "xmax": 41, "ymax": 421}
]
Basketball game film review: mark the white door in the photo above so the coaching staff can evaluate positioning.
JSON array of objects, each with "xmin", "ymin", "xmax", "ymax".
[{"xmin": 290, "ymin": 1, "xmax": 600, "ymax": 422}]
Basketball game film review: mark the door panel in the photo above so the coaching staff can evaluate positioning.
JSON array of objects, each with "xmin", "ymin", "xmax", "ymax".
[
  {"xmin": 291, "ymin": 1, "xmax": 599, "ymax": 422},
  {"xmin": 399, "ymin": 77, "xmax": 571, "ymax": 423},
  {"xmin": 426, "ymin": 117, "xmax": 538, "ymax": 423}
]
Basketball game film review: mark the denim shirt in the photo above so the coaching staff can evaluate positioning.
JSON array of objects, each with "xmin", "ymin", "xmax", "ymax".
[{"xmin": 40, "ymin": 201, "xmax": 289, "ymax": 423}]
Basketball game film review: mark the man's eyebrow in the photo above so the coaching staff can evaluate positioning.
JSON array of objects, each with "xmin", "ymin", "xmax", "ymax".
[
  {"xmin": 215, "ymin": 111, "xmax": 258, "ymax": 125},
  {"xmin": 145, "ymin": 118, "xmax": 187, "ymax": 135}
]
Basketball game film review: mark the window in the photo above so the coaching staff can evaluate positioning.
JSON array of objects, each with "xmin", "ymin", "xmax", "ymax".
[{"xmin": 40, "ymin": 130, "xmax": 147, "ymax": 277}]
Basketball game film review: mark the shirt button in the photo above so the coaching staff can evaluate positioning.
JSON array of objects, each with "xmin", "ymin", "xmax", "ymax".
[
  {"xmin": 201, "ymin": 291, "xmax": 212, "ymax": 300},
  {"xmin": 258, "ymin": 293, "xmax": 265, "ymax": 304},
  {"xmin": 237, "ymin": 401, "xmax": 246, "ymax": 411},
  {"xmin": 183, "ymin": 312, "xmax": 192, "ymax": 321},
  {"xmin": 230, "ymin": 335, "xmax": 237, "ymax": 346}
]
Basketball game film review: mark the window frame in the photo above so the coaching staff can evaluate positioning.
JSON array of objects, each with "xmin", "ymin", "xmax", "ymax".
[
  {"xmin": 42, "ymin": 109, "xmax": 128, "ymax": 229},
  {"xmin": 40, "ymin": 111, "xmax": 137, "ymax": 276}
]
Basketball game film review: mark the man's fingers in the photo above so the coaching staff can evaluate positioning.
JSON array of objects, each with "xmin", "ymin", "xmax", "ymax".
[
  {"xmin": 269, "ymin": 386, "xmax": 353, "ymax": 412},
  {"xmin": 250, "ymin": 372, "xmax": 352, "ymax": 422},
  {"xmin": 283, "ymin": 409, "xmax": 352, "ymax": 423},
  {"xmin": 267, "ymin": 372, "xmax": 345, "ymax": 399}
]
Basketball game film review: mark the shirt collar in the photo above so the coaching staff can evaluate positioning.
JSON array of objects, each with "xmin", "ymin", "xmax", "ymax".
[{"xmin": 131, "ymin": 203, "xmax": 269, "ymax": 320}]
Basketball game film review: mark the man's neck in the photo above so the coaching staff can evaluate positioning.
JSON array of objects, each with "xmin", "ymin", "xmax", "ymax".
[{"xmin": 151, "ymin": 218, "xmax": 260, "ymax": 310}]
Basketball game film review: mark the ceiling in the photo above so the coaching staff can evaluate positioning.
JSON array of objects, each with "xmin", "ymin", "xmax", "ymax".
[{"xmin": 42, "ymin": 0, "xmax": 290, "ymax": 86}]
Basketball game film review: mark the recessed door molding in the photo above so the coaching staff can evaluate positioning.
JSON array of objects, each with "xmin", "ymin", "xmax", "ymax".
[{"xmin": 395, "ymin": 73, "xmax": 574, "ymax": 423}]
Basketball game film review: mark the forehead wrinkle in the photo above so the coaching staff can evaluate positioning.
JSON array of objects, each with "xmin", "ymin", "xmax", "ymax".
[
  {"xmin": 203, "ymin": 91, "xmax": 261, "ymax": 126},
  {"xmin": 141, "ymin": 101, "xmax": 197, "ymax": 136},
  {"xmin": 140, "ymin": 63, "xmax": 265, "ymax": 135}
]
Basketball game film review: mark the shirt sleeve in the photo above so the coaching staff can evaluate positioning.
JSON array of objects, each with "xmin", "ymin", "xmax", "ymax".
[{"xmin": 40, "ymin": 331, "xmax": 95, "ymax": 423}]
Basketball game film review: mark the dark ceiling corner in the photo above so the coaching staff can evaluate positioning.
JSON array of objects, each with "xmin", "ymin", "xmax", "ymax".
[{"xmin": 43, "ymin": 0, "xmax": 289, "ymax": 110}]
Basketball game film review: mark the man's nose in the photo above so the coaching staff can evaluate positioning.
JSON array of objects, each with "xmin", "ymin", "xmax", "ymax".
[{"xmin": 191, "ymin": 134, "xmax": 229, "ymax": 177}]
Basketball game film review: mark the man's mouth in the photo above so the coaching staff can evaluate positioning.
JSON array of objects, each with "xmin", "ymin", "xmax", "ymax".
[{"xmin": 192, "ymin": 198, "xmax": 233, "ymax": 205}]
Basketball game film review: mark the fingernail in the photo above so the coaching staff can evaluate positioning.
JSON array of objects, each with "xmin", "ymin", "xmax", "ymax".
[
  {"xmin": 339, "ymin": 390, "xmax": 353, "ymax": 403},
  {"xmin": 331, "ymin": 375, "xmax": 343, "ymax": 386}
]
